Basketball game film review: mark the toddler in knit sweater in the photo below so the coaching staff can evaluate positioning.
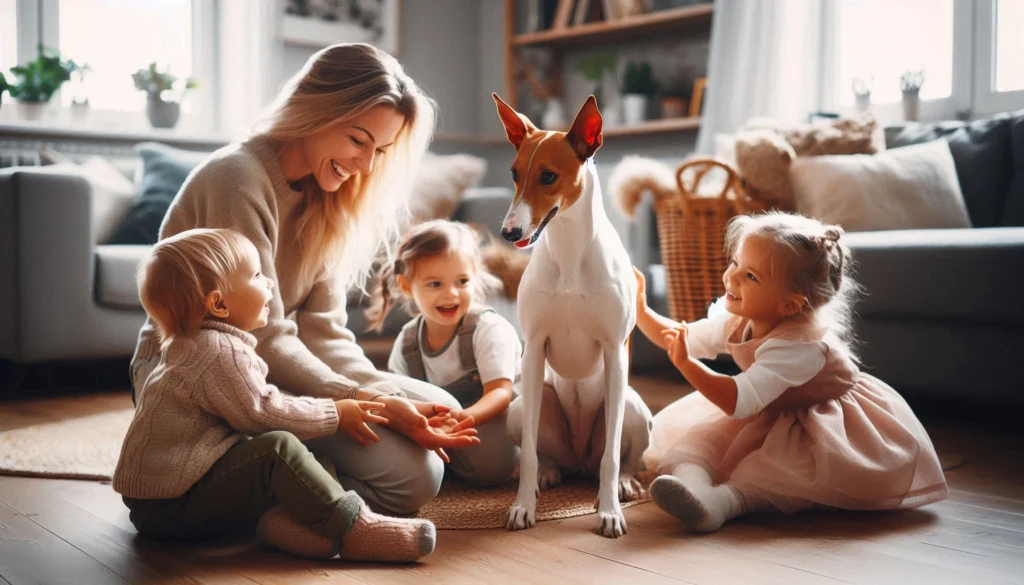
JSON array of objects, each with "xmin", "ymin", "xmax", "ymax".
[{"xmin": 113, "ymin": 228, "xmax": 435, "ymax": 562}]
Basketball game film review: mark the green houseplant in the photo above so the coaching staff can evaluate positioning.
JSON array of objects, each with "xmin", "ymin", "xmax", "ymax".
[
  {"xmin": 621, "ymin": 61, "xmax": 658, "ymax": 124},
  {"xmin": 2, "ymin": 45, "xmax": 84, "ymax": 120},
  {"xmin": 132, "ymin": 62, "xmax": 199, "ymax": 129}
]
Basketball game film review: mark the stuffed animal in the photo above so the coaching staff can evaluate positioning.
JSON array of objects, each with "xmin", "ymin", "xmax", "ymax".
[
  {"xmin": 745, "ymin": 113, "xmax": 885, "ymax": 157},
  {"xmin": 734, "ymin": 129, "xmax": 796, "ymax": 210}
]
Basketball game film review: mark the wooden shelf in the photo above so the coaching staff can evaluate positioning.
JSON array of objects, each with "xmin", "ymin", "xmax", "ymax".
[
  {"xmin": 603, "ymin": 116, "xmax": 701, "ymax": 137},
  {"xmin": 513, "ymin": 3, "xmax": 713, "ymax": 48}
]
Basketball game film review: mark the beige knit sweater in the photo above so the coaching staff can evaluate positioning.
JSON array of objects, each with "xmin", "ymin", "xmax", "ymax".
[
  {"xmin": 131, "ymin": 136, "xmax": 399, "ymax": 400},
  {"xmin": 114, "ymin": 320, "xmax": 340, "ymax": 499}
]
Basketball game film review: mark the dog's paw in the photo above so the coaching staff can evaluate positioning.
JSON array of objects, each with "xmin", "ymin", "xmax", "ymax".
[
  {"xmin": 506, "ymin": 503, "xmax": 536, "ymax": 531},
  {"xmin": 597, "ymin": 510, "xmax": 627, "ymax": 538},
  {"xmin": 538, "ymin": 465, "xmax": 563, "ymax": 491},
  {"xmin": 618, "ymin": 474, "xmax": 642, "ymax": 502}
]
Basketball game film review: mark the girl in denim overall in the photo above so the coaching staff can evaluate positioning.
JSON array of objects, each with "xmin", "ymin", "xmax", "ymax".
[{"xmin": 366, "ymin": 220, "xmax": 521, "ymax": 485}]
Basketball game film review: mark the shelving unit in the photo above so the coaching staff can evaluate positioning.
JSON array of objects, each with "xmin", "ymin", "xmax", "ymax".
[{"xmin": 503, "ymin": 0, "xmax": 713, "ymax": 138}]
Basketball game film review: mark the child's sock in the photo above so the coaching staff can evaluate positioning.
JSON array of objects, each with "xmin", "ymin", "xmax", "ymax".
[
  {"xmin": 337, "ymin": 506, "xmax": 436, "ymax": 563},
  {"xmin": 257, "ymin": 505, "xmax": 436, "ymax": 562},
  {"xmin": 650, "ymin": 464, "xmax": 743, "ymax": 533},
  {"xmin": 258, "ymin": 505, "xmax": 339, "ymax": 559}
]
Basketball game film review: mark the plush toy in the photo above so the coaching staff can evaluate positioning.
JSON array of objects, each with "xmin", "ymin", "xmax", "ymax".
[
  {"xmin": 745, "ymin": 113, "xmax": 885, "ymax": 157},
  {"xmin": 734, "ymin": 129, "xmax": 797, "ymax": 210}
]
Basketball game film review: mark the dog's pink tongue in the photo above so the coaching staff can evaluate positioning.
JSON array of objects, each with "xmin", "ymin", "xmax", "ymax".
[{"xmin": 515, "ymin": 240, "xmax": 529, "ymax": 249}]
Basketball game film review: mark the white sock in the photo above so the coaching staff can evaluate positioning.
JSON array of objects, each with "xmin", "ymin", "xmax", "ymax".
[{"xmin": 651, "ymin": 464, "xmax": 743, "ymax": 532}]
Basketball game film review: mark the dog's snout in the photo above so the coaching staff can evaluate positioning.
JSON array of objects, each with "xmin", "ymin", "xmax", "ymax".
[{"xmin": 501, "ymin": 227, "xmax": 523, "ymax": 243}]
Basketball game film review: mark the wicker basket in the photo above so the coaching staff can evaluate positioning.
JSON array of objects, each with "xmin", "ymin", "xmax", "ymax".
[{"xmin": 652, "ymin": 157, "xmax": 771, "ymax": 323}]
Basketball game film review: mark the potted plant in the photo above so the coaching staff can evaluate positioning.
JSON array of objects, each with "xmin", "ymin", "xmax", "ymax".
[
  {"xmin": 900, "ymin": 70, "xmax": 924, "ymax": 122},
  {"xmin": 851, "ymin": 76, "xmax": 873, "ymax": 112},
  {"xmin": 2, "ymin": 45, "xmax": 83, "ymax": 120},
  {"xmin": 133, "ymin": 63, "xmax": 199, "ymax": 129},
  {"xmin": 621, "ymin": 61, "xmax": 658, "ymax": 125},
  {"xmin": 659, "ymin": 70, "xmax": 693, "ymax": 119},
  {"xmin": 575, "ymin": 53, "xmax": 619, "ymax": 125}
]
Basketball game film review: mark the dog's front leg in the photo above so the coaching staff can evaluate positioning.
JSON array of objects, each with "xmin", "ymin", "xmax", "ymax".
[
  {"xmin": 507, "ymin": 338, "xmax": 546, "ymax": 531},
  {"xmin": 597, "ymin": 345, "xmax": 628, "ymax": 537}
]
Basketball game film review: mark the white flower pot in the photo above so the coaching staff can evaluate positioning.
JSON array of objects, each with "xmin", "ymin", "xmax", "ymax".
[
  {"xmin": 147, "ymin": 95, "xmax": 181, "ymax": 129},
  {"xmin": 855, "ymin": 94, "xmax": 871, "ymax": 112},
  {"xmin": 902, "ymin": 91, "xmax": 920, "ymax": 122},
  {"xmin": 622, "ymin": 94, "xmax": 648, "ymax": 125},
  {"xmin": 541, "ymin": 97, "xmax": 567, "ymax": 131},
  {"xmin": 16, "ymin": 101, "xmax": 49, "ymax": 121}
]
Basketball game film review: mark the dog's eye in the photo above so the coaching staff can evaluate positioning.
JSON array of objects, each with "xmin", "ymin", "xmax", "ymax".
[
  {"xmin": 539, "ymin": 170, "xmax": 558, "ymax": 185},
  {"xmin": 510, "ymin": 169, "xmax": 519, "ymax": 182}
]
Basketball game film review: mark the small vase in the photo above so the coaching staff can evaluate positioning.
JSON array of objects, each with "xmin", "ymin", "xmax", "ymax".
[
  {"xmin": 901, "ymin": 90, "xmax": 920, "ymax": 122},
  {"xmin": 541, "ymin": 97, "xmax": 567, "ymax": 131},
  {"xmin": 147, "ymin": 94, "xmax": 181, "ymax": 129},
  {"xmin": 622, "ymin": 94, "xmax": 648, "ymax": 125},
  {"xmin": 855, "ymin": 93, "xmax": 871, "ymax": 112},
  {"xmin": 16, "ymin": 101, "xmax": 49, "ymax": 121}
]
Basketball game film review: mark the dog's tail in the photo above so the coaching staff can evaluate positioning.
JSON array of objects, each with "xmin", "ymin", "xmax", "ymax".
[{"xmin": 608, "ymin": 155, "xmax": 678, "ymax": 220}]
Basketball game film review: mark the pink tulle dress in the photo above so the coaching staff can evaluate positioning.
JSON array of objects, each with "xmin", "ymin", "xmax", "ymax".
[{"xmin": 644, "ymin": 312, "xmax": 948, "ymax": 513}]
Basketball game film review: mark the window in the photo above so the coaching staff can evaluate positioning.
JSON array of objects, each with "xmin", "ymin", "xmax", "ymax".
[
  {"xmin": 0, "ymin": 0, "xmax": 17, "ymax": 75},
  {"xmin": 58, "ymin": 0, "xmax": 194, "ymax": 112},
  {"xmin": 825, "ymin": 0, "xmax": 1024, "ymax": 121},
  {"xmin": 834, "ymin": 0, "xmax": 954, "ymax": 106},
  {"xmin": 995, "ymin": 0, "xmax": 1023, "ymax": 92}
]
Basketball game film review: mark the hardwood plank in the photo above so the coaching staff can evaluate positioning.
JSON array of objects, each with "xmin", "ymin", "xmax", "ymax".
[{"xmin": 0, "ymin": 500, "xmax": 130, "ymax": 585}]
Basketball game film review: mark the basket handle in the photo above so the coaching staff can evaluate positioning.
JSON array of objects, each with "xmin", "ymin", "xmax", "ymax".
[{"xmin": 674, "ymin": 156, "xmax": 749, "ymax": 215}]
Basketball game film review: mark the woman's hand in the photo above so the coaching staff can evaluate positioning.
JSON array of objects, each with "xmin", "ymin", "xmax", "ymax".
[
  {"xmin": 376, "ymin": 396, "xmax": 479, "ymax": 462},
  {"xmin": 334, "ymin": 399, "xmax": 389, "ymax": 446},
  {"xmin": 662, "ymin": 324, "xmax": 691, "ymax": 371},
  {"xmin": 633, "ymin": 266, "xmax": 648, "ymax": 314}
]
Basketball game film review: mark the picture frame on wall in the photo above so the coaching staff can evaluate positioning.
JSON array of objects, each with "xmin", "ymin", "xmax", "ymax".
[{"xmin": 280, "ymin": 0, "xmax": 401, "ymax": 57}]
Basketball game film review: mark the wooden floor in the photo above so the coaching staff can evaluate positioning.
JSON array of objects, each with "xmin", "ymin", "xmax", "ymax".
[{"xmin": 1, "ymin": 371, "xmax": 1023, "ymax": 585}]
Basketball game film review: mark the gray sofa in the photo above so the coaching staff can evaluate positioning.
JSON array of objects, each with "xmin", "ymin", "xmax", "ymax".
[
  {"xmin": 635, "ymin": 110, "xmax": 1024, "ymax": 404},
  {"xmin": 0, "ymin": 160, "xmax": 515, "ymax": 365}
]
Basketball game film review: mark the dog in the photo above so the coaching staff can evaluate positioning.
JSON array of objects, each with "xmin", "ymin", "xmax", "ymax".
[{"xmin": 493, "ymin": 93, "xmax": 651, "ymax": 538}]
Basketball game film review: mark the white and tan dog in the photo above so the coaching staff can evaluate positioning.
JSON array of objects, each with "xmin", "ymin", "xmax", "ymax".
[{"xmin": 494, "ymin": 94, "xmax": 653, "ymax": 538}]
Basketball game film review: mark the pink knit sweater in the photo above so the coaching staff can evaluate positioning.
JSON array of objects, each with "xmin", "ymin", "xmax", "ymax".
[{"xmin": 113, "ymin": 320, "xmax": 340, "ymax": 499}]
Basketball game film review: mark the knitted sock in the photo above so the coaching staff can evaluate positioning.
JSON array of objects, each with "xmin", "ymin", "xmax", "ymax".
[
  {"xmin": 257, "ymin": 505, "xmax": 339, "ymax": 559},
  {"xmin": 337, "ymin": 506, "xmax": 436, "ymax": 563},
  {"xmin": 650, "ymin": 464, "xmax": 743, "ymax": 533}
]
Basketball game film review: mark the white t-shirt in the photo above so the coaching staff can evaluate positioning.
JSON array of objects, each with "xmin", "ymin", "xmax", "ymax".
[
  {"xmin": 685, "ymin": 312, "xmax": 828, "ymax": 419},
  {"xmin": 388, "ymin": 311, "xmax": 523, "ymax": 388}
]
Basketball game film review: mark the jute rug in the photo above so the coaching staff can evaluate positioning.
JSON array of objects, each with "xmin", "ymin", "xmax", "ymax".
[{"xmin": 0, "ymin": 409, "xmax": 651, "ymax": 529}]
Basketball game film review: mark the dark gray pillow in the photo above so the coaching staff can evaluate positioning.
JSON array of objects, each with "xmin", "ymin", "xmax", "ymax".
[
  {"xmin": 887, "ymin": 114, "xmax": 1014, "ymax": 228},
  {"xmin": 1003, "ymin": 113, "xmax": 1024, "ymax": 227}
]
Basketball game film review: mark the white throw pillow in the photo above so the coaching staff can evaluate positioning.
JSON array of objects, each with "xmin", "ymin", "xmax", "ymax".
[
  {"xmin": 406, "ymin": 152, "xmax": 487, "ymax": 225},
  {"xmin": 789, "ymin": 140, "xmax": 971, "ymax": 232}
]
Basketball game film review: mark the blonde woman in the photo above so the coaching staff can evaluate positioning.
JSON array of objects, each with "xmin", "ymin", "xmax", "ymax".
[{"xmin": 129, "ymin": 43, "xmax": 478, "ymax": 516}]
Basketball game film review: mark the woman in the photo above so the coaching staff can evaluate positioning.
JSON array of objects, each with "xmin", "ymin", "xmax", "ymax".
[{"xmin": 129, "ymin": 43, "xmax": 477, "ymax": 516}]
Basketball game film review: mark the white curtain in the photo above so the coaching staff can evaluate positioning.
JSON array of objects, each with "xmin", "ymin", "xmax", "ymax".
[
  {"xmin": 217, "ymin": 0, "xmax": 283, "ymax": 138},
  {"xmin": 695, "ymin": 0, "xmax": 826, "ymax": 155}
]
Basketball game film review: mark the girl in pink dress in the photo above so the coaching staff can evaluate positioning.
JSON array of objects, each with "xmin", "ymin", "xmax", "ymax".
[{"xmin": 634, "ymin": 212, "xmax": 948, "ymax": 532}]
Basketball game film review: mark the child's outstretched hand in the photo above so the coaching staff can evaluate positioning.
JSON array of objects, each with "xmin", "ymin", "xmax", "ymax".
[
  {"xmin": 335, "ymin": 399, "xmax": 389, "ymax": 446},
  {"xmin": 633, "ymin": 266, "xmax": 647, "ymax": 313},
  {"xmin": 662, "ymin": 324, "xmax": 691, "ymax": 371}
]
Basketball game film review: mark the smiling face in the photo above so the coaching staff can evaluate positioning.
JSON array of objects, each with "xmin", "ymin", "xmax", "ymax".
[
  {"xmin": 301, "ymin": 104, "xmax": 406, "ymax": 192},
  {"xmin": 722, "ymin": 235, "xmax": 804, "ymax": 326},
  {"xmin": 214, "ymin": 241, "xmax": 275, "ymax": 332},
  {"xmin": 397, "ymin": 251, "xmax": 477, "ymax": 331}
]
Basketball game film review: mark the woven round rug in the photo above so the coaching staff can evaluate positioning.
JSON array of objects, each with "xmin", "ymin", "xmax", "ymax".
[
  {"xmin": 0, "ymin": 409, "xmax": 652, "ymax": 529},
  {"xmin": 418, "ymin": 476, "xmax": 651, "ymax": 530}
]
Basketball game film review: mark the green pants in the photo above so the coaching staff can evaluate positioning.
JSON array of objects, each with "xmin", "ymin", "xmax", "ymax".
[{"xmin": 123, "ymin": 431, "xmax": 363, "ymax": 541}]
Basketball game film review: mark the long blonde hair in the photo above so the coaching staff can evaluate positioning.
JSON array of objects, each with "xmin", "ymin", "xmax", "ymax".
[
  {"xmin": 251, "ymin": 43, "xmax": 437, "ymax": 290},
  {"xmin": 364, "ymin": 220, "xmax": 502, "ymax": 332},
  {"xmin": 725, "ymin": 212, "xmax": 862, "ymax": 360},
  {"xmin": 138, "ymin": 228, "xmax": 251, "ymax": 346}
]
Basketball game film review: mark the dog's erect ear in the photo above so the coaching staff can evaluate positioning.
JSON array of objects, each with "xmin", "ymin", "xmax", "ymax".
[
  {"xmin": 566, "ymin": 95, "xmax": 603, "ymax": 161},
  {"xmin": 493, "ymin": 93, "xmax": 535, "ymax": 150}
]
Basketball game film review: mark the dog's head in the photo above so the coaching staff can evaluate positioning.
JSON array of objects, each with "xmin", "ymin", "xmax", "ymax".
[{"xmin": 492, "ymin": 93, "xmax": 603, "ymax": 249}]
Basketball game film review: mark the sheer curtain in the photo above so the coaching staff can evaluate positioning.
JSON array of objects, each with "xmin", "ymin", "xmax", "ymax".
[
  {"xmin": 217, "ymin": 0, "xmax": 283, "ymax": 138},
  {"xmin": 695, "ymin": 0, "xmax": 826, "ymax": 155}
]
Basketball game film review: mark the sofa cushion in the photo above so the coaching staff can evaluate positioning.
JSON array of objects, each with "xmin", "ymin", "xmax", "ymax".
[
  {"xmin": 845, "ymin": 227, "xmax": 1024, "ymax": 325},
  {"xmin": 95, "ymin": 245, "xmax": 151, "ymax": 309},
  {"xmin": 886, "ymin": 111, "xmax": 1018, "ymax": 228},
  {"xmin": 1003, "ymin": 113, "xmax": 1024, "ymax": 226},
  {"xmin": 106, "ymin": 143, "xmax": 208, "ymax": 245}
]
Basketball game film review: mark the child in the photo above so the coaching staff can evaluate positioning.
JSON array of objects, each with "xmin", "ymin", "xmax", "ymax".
[
  {"xmin": 634, "ymin": 212, "xmax": 948, "ymax": 532},
  {"xmin": 366, "ymin": 220, "xmax": 520, "ymax": 486},
  {"xmin": 113, "ymin": 228, "xmax": 436, "ymax": 562}
]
